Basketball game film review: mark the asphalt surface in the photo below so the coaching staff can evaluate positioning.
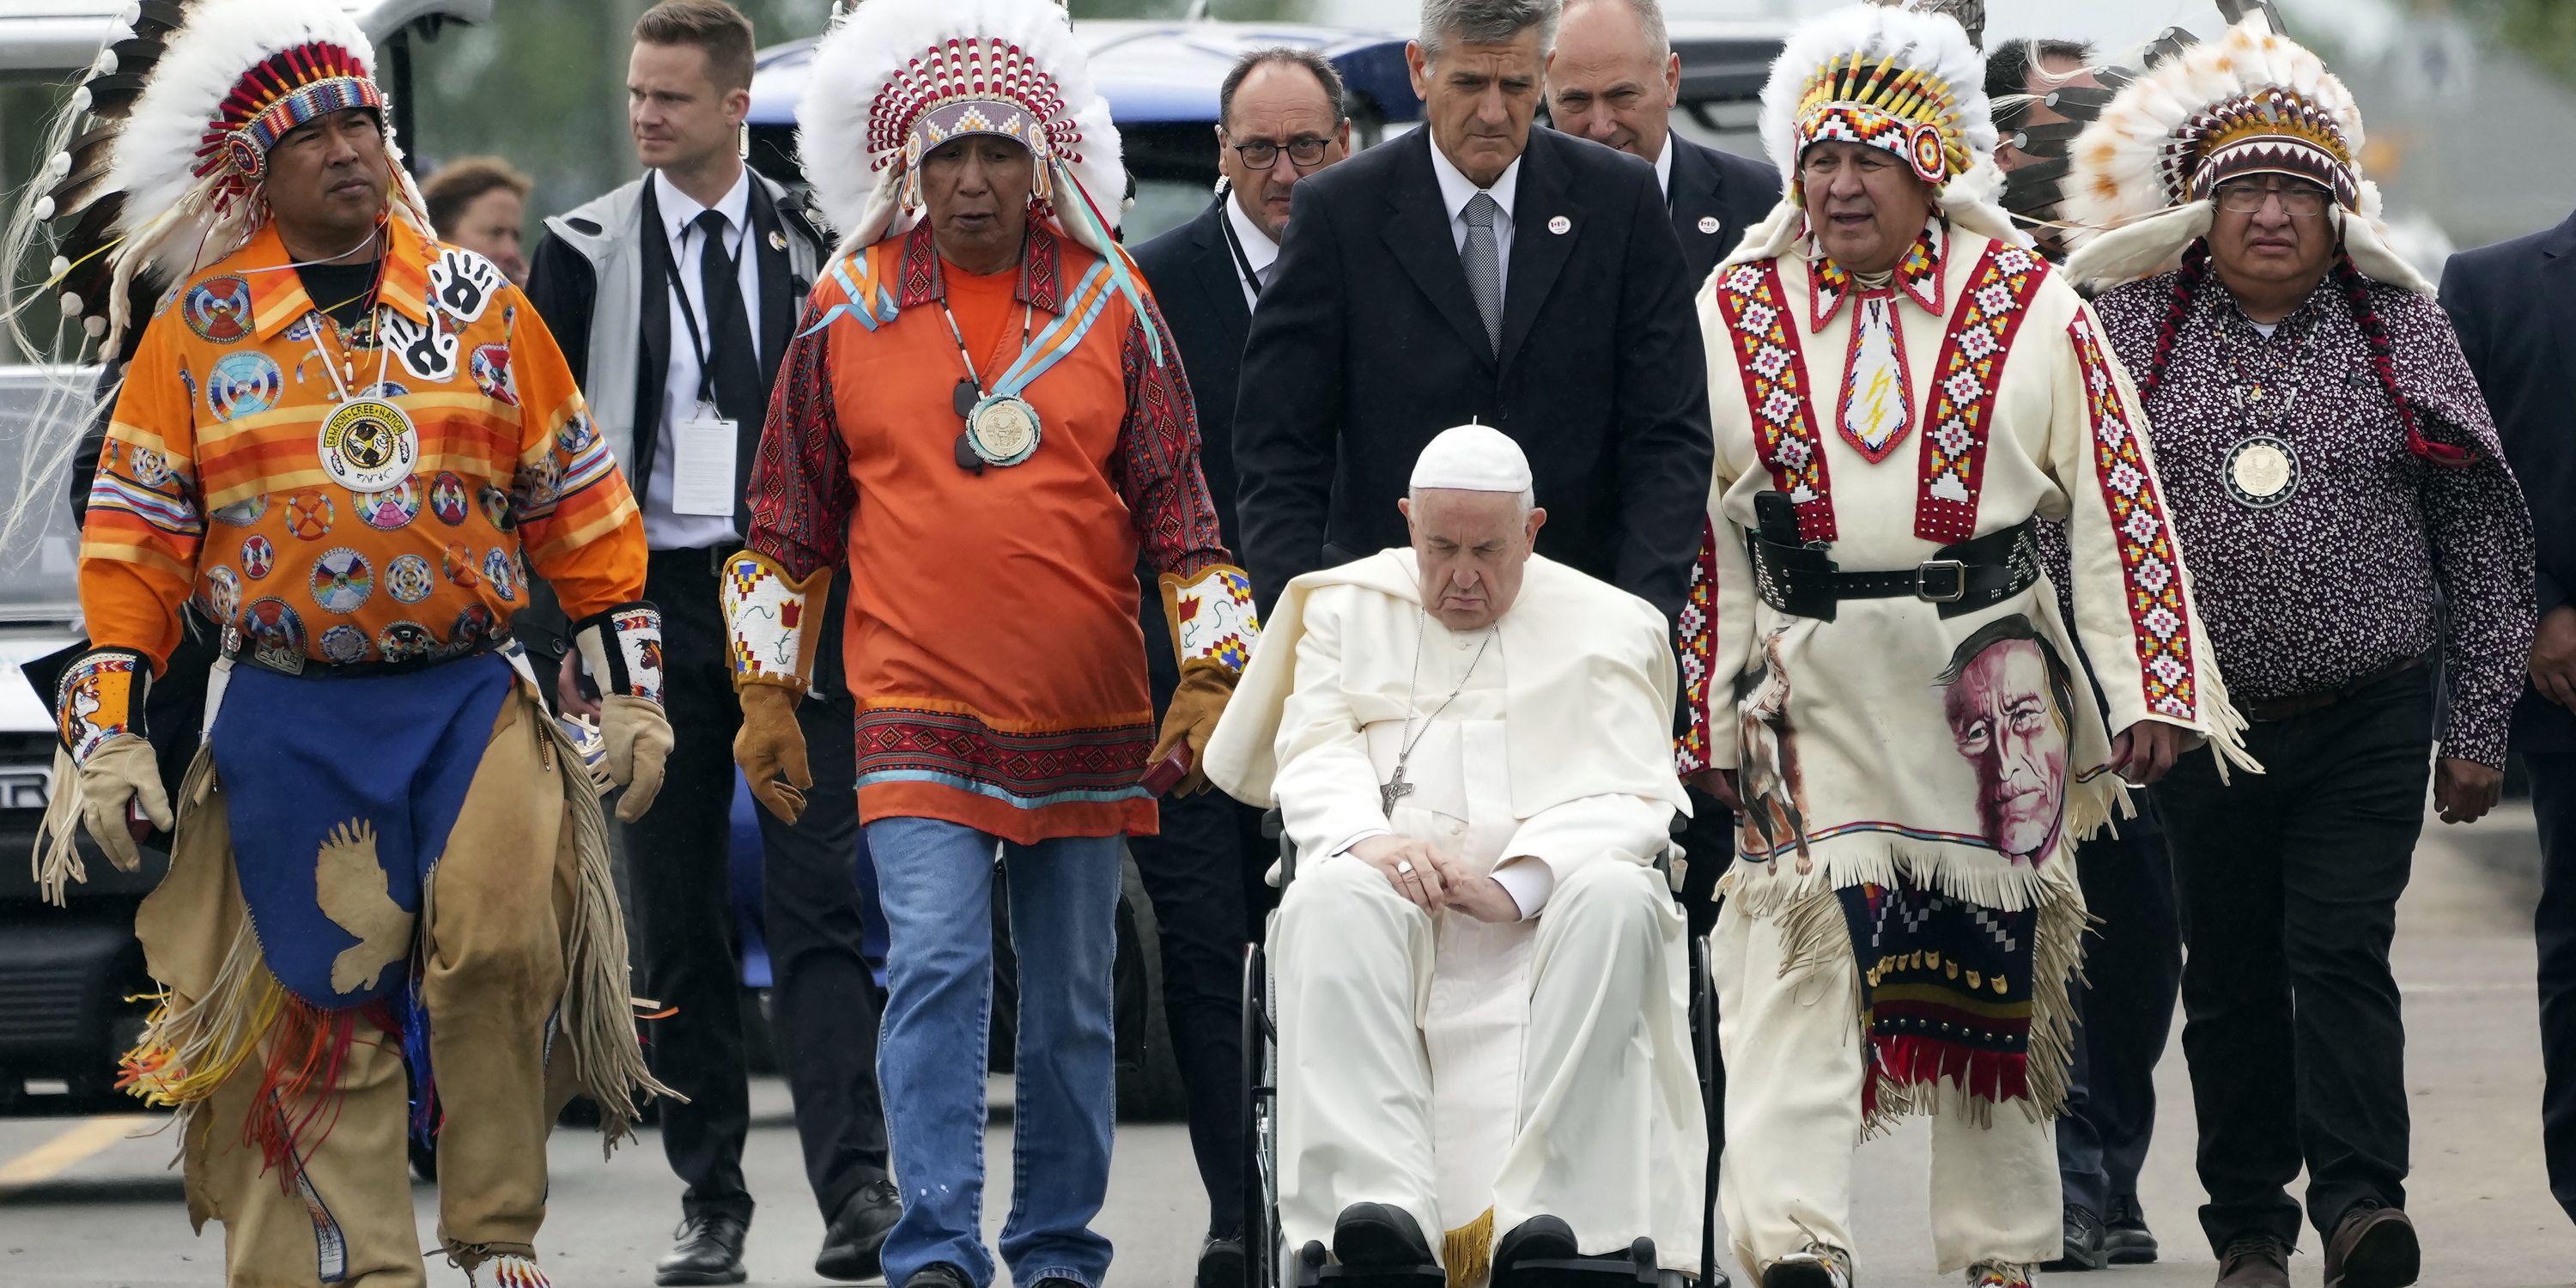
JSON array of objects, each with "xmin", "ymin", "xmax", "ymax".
[{"xmin": 0, "ymin": 799, "xmax": 2563, "ymax": 1287}]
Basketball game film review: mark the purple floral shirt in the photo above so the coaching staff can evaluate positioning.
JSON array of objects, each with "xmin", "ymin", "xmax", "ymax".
[{"xmin": 2069, "ymin": 270, "xmax": 2534, "ymax": 768}]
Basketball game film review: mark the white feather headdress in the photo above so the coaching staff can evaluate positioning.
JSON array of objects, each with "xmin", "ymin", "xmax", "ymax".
[
  {"xmin": 794, "ymin": 0, "xmax": 1124, "ymax": 261},
  {"xmin": 1725, "ymin": 2, "xmax": 2023, "ymax": 268},
  {"xmin": 18, "ymin": 0, "xmax": 432, "ymax": 352},
  {"xmin": 2060, "ymin": 14, "xmax": 2428, "ymax": 295}
]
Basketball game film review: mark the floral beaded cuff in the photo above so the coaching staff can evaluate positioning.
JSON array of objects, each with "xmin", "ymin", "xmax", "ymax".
[
  {"xmin": 721, "ymin": 550, "xmax": 831, "ymax": 694},
  {"xmin": 1158, "ymin": 564, "xmax": 1261, "ymax": 675}
]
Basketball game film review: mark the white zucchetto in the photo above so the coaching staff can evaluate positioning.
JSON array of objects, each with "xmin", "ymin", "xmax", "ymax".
[{"xmin": 1409, "ymin": 423, "xmax": 1534, "ymax": 494}]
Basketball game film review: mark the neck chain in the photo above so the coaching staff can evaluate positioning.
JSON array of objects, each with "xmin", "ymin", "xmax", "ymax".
[
  {"xmin": 2218, "ymin": 305, "xmax": 2312, "ymax": 423},
  {"xmin": 1381, "ymin": 611, "xmax": 1497, "ymax": 814}
]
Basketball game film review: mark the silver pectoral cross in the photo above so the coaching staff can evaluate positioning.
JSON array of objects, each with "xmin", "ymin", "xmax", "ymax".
[{"xmin": 1380, "ymin": 764, "xmax": 1415, "ymax": 815}]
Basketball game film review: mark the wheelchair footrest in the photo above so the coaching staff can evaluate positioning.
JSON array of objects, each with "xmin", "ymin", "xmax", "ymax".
[
  {"xmin": 1294, "ymin": 1242, "xmax": 1445, "ymax": 1288},
  {"xmin": 1500, "ymin": 1237, "xmax": 1664, "ymax": 1286}
]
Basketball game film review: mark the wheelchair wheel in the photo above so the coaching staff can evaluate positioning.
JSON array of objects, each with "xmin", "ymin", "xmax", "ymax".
[{"xmin": 1242, "ymin": 940, "xmax": 1282, "ymax": 1288}]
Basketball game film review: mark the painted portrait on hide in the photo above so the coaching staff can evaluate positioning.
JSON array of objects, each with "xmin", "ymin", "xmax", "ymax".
[{"xmin": 1935, "ymin": 615, "xmax": 2076, "ymax": 864}]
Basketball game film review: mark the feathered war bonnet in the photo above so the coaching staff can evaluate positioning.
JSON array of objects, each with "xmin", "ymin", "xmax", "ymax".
[
  {"xmin": 25, "ymin": 0, "xmax": 434, "ymax": 354},
  {"xmin": 1724, "ymin": 1, "xmax": 2026, "ymax": 269},
  {"xmin": 2060, "ymin": 13, "xmax": 2430, "ymax": 295},
  {"xmin": 794, "ymin": 0, "xmax": 1125, "ymax": 262}
]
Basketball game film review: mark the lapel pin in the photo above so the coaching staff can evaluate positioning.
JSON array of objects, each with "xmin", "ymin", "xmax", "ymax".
[
  {"xmin": 1547, "ymin": 215, "xmax": 1571, "ymax": 235},
  {"xmin": 1698, "ymin": 216, "xmax": 1722, "ymax": 234},
  {"xmin": 769, "ymin": 229, "xmax": 787, "ymax": 252}
]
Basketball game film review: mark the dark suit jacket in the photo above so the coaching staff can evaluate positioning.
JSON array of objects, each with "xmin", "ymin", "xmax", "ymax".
[
  {"xmin": 1131, "ymin": 196, "xmax": 1257, "ymax": 708},
  {"xmin": 1664, "ymin": 133, "xmax": 1782, "ymax": 293},
  {"xmin": 1234, "ymin": 126, "xmax": 1714, "ymax": 628},
  {"xmin": 2443, "ymin": 210, "xmax": 2576, "ymax": 754}
]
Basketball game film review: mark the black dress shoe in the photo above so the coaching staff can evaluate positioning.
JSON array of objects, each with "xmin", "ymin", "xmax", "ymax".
[
  {"xmin": 1332, "ymin": 1202, "xmax": 1438, "ymax": 1270},
  {"xmin": 2324, "ymin": 1202, "xmax": 2418, "ymax": 1288},
  {"xmin": 901, "ymin": 1265, "xmax": 973, "ymax": 1288},
  {"xmin": 817, "ymin": 1180, "xmax": 902, "ymax": 1281},
  {"xmin": 2041, "ymin": 1203, "xmax": 2107, "ymax": 1272},
  {"xmin": 2103, "ymin": 1195, "xmax": 2157, "ymax": 1265},
  {"xmin": 1197, "ymin": 1229, "xmax": 1248, "ymax": 1288},
  {"xmin": 655, "ymin": 1212, "xmax": 750, "ymax": 1286},
  {"xmin": 1492, "ymin": 1215, "xmax": 1581, "ymax": 1286}
]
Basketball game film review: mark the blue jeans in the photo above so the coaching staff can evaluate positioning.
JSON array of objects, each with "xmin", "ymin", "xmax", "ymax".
[{"xmin": 866, "ymin": 816, "xmax": 1122, "ymax": 1288}]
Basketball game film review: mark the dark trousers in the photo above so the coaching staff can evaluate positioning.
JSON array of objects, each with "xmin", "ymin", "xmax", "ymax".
[
  {"xmin": 2150, "ymin": 666, "xmax": 2430, "ymax": 1252},
  {"xmin": 2527, "ymin": 752, "xmax": 2576, "ymax": 1226},
  {"xmin": 2057, "ymin": 818, "xmax": 2180, "ymax": 1218},
  {"xmin": 1126, "ymin": 788, "xmax": 1268, "ymax": 1237},
  {"xmin": 627, "ymin": 547, "xmax": 889, "ymax": 1224}
]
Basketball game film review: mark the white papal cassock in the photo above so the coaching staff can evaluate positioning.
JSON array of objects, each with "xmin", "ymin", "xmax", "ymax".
[{"xmin": 1206, "ymin": 549, "xmax": 1702, "ymax": 1285}]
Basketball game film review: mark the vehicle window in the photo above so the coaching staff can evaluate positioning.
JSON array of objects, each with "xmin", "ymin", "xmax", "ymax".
[{"xmin": 1127, "ymin": 178, "xmax": 1212, "ymax": 246}]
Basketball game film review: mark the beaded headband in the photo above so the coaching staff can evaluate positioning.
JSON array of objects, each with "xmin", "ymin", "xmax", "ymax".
[
  {"xmin": 871, "ymin": 36, "xmax": 1086, "ymax": 212},
  {"xmin": 1792, "ymin": 52, "xmax": 1969, "ymax": 188},
  {"xmin": 2174, "ymin": 88, "xmax": 2358, "ymax": 210},
  {"xmin": 191, "ymin": 41, "xmax": 384, "ymax": 211}
]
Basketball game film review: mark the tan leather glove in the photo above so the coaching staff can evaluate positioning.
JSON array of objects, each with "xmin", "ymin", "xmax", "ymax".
[
  {"xmin": 78, "ymin": 733, "xmax": 173, "ymax": 872},
  {"xmin": 1151, "ymin": 662, "xmax": 1237, "ymax": 797},
  {"xmin": 601, "ymin": 694, "xmax": 672, "ymax": 823},
  {"xmin": 735, "ymin": 684, "xmax": 812, "ymax": 823}
]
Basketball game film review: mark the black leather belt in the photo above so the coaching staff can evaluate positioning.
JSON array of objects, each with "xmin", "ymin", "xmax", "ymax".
[{"xmin": 1749, "ymin": 519, "xmax": 2041, "ymax": 622}]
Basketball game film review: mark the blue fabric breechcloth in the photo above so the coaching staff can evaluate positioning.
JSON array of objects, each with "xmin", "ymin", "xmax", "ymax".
[{"xmin": 210, "ymin": 653, "xmax": 515, "ymax": 1011}]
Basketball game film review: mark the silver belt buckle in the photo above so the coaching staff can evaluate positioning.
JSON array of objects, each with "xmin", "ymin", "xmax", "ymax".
[{"xmin": 1915, "ymin": 559, "xmax": 1968, "ymax": 603}]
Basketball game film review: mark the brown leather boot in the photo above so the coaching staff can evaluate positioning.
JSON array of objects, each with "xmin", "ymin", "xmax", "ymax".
[
  {"xmin": 2324, "ymin": 1203, "xmax": 2420, "ymax": 1288},
  {"xmin": 2213, "ymin": 1233, "xmax": 2292, "ymax": 1288}
]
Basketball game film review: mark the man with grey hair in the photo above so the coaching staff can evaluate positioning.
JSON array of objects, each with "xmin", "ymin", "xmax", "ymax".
[
  {"xmin": 1208, "ymin": 424, "xmax": 1706, "ymax": 1286},
  {"xmin": 1130, "ymin": 44, "xmax": 1353, "ymax": 1288},
  {"xmin": 1236, "ymin": 0, "xmax": 1713, "ymax": 641},
  {"xmin": 1546, "ymin": 0, "xmax": 1777, "ymax": 288}
]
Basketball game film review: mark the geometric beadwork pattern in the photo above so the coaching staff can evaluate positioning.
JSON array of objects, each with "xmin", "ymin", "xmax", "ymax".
[
  {"xmin": 1675, "ymin": 518, "xmax": 1720, "ymax": 775},
  {"xmin": 1807, "ymin": 217, "xmax": 1947, "ymax": 330},
  {"xmin": 1913, "ymin": 240, "xmax": 2048, "ymax": 544},
  {"xmin": 1716, "ymin": 259, "xmax": 1838, "ymax": 543},
  {"xmin": 2067, "ymin": 311, "xmax": 2201, "ymax": 723},
  {"xmin": 856, "ymin": 703, "xmax": 1154, "ymax": 807}
]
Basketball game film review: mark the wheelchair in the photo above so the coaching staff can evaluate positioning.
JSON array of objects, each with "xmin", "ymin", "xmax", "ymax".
[{"xmin": 1240, "ymin": 811, "xmax": 1724, "ymax": 1288}]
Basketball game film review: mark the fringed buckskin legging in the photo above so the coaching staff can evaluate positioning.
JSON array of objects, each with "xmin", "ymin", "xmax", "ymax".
[{"xmin": 131, "ymin": 685, "xmax": 617, "ymax": 1287}]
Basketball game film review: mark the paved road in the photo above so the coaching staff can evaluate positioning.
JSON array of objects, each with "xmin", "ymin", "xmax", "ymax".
[{"xmin": 1, "ymin": 801, "xmax": 2562, "ymax": 1287}]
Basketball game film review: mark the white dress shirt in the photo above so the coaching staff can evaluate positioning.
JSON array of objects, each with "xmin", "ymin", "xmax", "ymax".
[
  {"xmin": 1651, "ymin": 135, "xmax": 1674, "ymax": 199},
  {"xmin": 645, "ymin": 166, "xmax": 762, "ymax": 550},
  {"xmin": 1222, "ymin": 188, "xmax": 1279, "ymax": 310},
  {"xmin": 1427, "ymin": 141, "xmax": 1522, "ymax": 307}
]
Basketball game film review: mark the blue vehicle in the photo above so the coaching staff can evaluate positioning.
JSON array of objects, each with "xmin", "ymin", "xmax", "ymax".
[{"xmin": 744, "ymin": 20, "xmax": 1423, "ymax": 245}]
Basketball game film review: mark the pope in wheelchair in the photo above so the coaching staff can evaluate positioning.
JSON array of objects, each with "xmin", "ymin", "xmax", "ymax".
[{"xmin": 1206, "ymin": 427, "xmax": 1709, "ymax": 1287}]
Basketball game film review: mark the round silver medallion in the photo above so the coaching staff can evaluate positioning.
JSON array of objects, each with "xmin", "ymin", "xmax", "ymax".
[
  {"xmin": 964, "ymin": 394, "xmax": 1041, "ymax": 467},
  {"xmin": 316, "ymin": 397, "xmax": 421, "ymax": 492},
  {"xmin": 2224, "ymin": 435, "xmax": 2298, "ymax": 508}
]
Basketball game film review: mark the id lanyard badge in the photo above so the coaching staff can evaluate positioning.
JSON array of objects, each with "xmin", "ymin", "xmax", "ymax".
[{"xmin": 671, "ymin": 222, "xmax": 744, "ymax": 517}]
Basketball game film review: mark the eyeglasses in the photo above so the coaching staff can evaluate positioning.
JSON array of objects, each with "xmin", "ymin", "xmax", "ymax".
[
  {"xmin": 1227, "ymin": 137, "xmax": 1333, "ymax": 169},
  {"xmin": 2215, "ymin": 180, "xmax": 2330, "ymax": 217}
]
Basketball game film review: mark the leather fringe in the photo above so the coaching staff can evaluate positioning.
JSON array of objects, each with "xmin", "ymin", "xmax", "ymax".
[
  {"xmin": 33, "ymin": 746, "xmax": 86, "ymax": 907},
  {"xmin": 1749, "ymin": 859, "xmax": 2088, "ymax": 1137},
  {"xmin": 538, "ymin": 710, "xmax": 678, "ymax": 1151},
  {"xmin": 1443, "ymin": 1206, "xmax": 1493, "ymax": 1288}
]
